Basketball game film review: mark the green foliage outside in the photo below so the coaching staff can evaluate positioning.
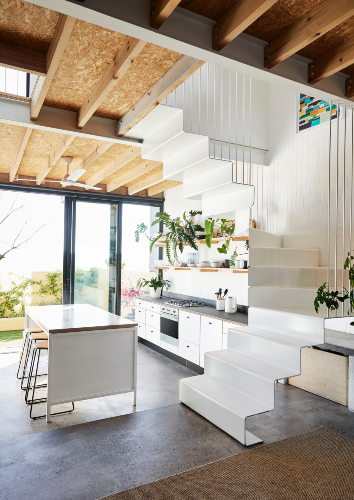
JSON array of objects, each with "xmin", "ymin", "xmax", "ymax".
[
  {"xmin": 0, "ymin": 329, "xmax": 23, "ymax": 346},
  {"xmin": 0, "ymin": 275, "xmax": 42, "ymax": 318}
]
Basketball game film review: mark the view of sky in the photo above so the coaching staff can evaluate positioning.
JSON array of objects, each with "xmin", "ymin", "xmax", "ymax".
[{"xmin": 0, "ymin": 67, "xmax": 27, "ymax": 96}]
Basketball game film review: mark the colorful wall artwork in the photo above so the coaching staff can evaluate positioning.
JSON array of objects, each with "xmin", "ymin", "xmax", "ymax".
[{"xmin": 299, "ymin": 94, "xmax": 338, "ymax": 132}]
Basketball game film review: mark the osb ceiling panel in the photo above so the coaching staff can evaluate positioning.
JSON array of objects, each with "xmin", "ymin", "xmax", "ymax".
[
  {"xmin": 0, "ymin": 0, "xmax": 58, "ymax": 52},
  {"xmin": 44, "ymin": 19, "xmax": 181, "ymax": 120},
  {"xmin": 0, "ymin": 123, "xmax": 24, "ymax": 174},
  {"xmin": 125, "ymin": 164, "xmax": 162, "ymax": 187},
  {"xmin": 49, "ymin": 136, "xmax": 98, "ymax": 179},
  {"xmin": 78, "ymin": 143, "xmax": 130, "ymax": 183},
  {"xmin": 18, "ymin": 129, "xmax": 63, "ymax": 177},
  {"xmin": 102, "ymin": 157, "xmax": 161, "ymax": 185}
]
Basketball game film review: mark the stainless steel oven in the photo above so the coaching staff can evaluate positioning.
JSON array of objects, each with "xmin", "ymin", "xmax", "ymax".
[{"xmin": 160, "ymin": 306, "xmax": 178, "ymax": 347}]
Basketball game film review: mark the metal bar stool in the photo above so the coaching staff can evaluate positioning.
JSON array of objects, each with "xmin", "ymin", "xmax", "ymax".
[
  {"xmin": 17, "ymin": 327, "xmax": 44, "ymax": 379},
  {"xmin": 21, "ymin": 332, "xmax": 48, "ymax": 391},
  {"xmin": 26, "ymin": 341, "xmax": 74, "ymax": 420}
]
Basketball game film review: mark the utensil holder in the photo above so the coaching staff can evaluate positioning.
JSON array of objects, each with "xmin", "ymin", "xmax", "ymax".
[{"xmin": 216, "ymin": 299, "xmax": 225, "ymax": 310}]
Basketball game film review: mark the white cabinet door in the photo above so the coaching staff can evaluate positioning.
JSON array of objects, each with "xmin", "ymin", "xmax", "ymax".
[
  {"xmin": 146, "ymin": 311, "xmax": 160, "ymax": 330},
  {"xmin": 145, "ymin": 326, "xmax": 160, "ymax": 346},
  {"xmin": 200, "ymin": 316, "xmax": 223, "ymax": 367},
  {"xmin": 179, "ymin": 339, "xmax": 200, "ymax": 365},
  {"xmin": 135, "ymin": 307, "xmax": 145, "ymax": 324},
  {"xmin": 179, "ymin": 310, "xmax": 201, "ymax": 345},
  {"xmin": 145, "ymin": 302, "xmax": 161, "ymax": 313},
  {"xmin": 137, "ymin": 322, "xmax": 146, "ymax": 339},
  {"xmin": 135, "ymin": 298, "xmax": 147, "ymax": 309}
]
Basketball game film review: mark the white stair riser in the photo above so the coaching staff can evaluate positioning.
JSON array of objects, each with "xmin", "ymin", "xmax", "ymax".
[
  {"xmin": 202, "ymin": 186, "xmax": 254, "ymax": 217},
  {"xmin": 248, "ymin": 307, "xmax": 325, "ymax": 344},
  {"xmin": 227, "ymin": 329, "xmax": 300, "ymax": 373},
  {"xmin": 204, "ymin": 353, "xmax": 275, "ymax": 406},
  {"xmin": 248, "ymin": 287, "xmax": 318, "ymax": 310},
  {"xmin": 249, "ymin": 247, "xmax": 320, "ymax": 268},
  {"xmin": 179, "ymin": 380, "xmax": 247, "ymax": 444},
  {"xmin": 163, "ymin": 138, "xmax": 210, "ymax": 181},
  {"xmin": 249, "ymin": 228, "xmax": 281, "ymax": 248},
  {"xmin": 183, "ymin": 161, "xmax": 234, "ymax": 198},
  {"xmin": 248, "ymin": 267, "xmax": 349, "ymax": 288}
]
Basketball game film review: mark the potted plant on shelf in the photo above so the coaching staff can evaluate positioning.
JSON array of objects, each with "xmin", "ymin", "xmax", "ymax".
[
  {"xmin": 138, "ymin": 274, "xmax": 171, "ymax": 299},
  {"xmin": 230, "ymin": 240, "xmax": 249, "ymax": 269}
]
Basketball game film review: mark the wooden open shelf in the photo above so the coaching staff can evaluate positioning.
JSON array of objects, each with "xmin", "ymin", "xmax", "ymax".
[
  {"xmin": 155, "ymin": 236, "xmax": 248, "ymax": 248},
  {"xmin": 154, "ymin": 266, "xmax": 248, "ymax": 273},
  {"xmin": 231, "ymin": 269, "xmax": 248, "ymax": 273}
]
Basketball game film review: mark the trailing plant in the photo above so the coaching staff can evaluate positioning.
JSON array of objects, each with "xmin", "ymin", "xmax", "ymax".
[
  {"xmin": 204, "ymin": 218, "xmax": 216, "ymax": 248},
  {"xmin": 134, "ymin": 222, "xmax": 148, "ymax": 242},
  {"xmin": 314, "ymin": 283, "xmax": 348, "ymax": 314},
  {"xmin": 148, "ymin": 210, "xmax": 203, "ymax": 265},
  {"xmin": 138, "ymin": 274, "xmax": 171, "ymax": 292},
  {"xmin": 37, "ymin": 270, "xmax": 62, "ymax": 305},
  {"xmin": 230, "ymin": 240, "xmax": 249, "ymax": 267},
  {"xmin": 0, "ymin": 274, "xmax": 41, "ymax": 318},
  {"xmin": 217, "ymin": 220, "xmax": 236, "ymax": 254}
]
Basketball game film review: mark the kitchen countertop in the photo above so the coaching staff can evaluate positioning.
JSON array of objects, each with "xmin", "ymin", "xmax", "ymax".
[
  {"xmin": 313, "ymin": 329, "xmax": 354, "ymax": 358},
  {"xmin": 137, "ymin": 296, "xmax": 248, "ymax": 325}
]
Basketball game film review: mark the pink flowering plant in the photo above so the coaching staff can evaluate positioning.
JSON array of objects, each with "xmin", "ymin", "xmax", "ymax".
[{"xmin": 121, "ymin": 279, "xmax": 148, "ymax": 310}]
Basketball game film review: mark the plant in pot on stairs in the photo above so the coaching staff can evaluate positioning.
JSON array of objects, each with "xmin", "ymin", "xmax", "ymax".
[{"xmin": 138, "ymin": 274, "xmax": 171, "ymax": 299}]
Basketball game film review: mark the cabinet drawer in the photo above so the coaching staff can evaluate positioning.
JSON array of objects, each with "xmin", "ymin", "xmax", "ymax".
[
  {"xmin": 222, "ymin": 321, "xmax": 244, "ymax": 334},
  {"xmin": 145, "ymin": 326, "xmax": 160, "ymax": 346},
  {"xmin": 146, "ymin": 311, "xmax": 160, "ymax": 330},
  {"xmin": 137, "ymin": 322, "xmax": 145, "ymax": 339},
  {"xmin": 145, "ymin": 302, "xmax": 161, "ymax": 313},
  {"xmin": 179, "ymin": 339, "xmax": 199, "ymax": 365},
  {"xmin": 179, "ymin": 310, "xmax": 200, "ymax": 345},
  {"xmin": 135, "ymin": 299, "xmax": 147, "ymax": 309},
  {"xmin": 135, "ymin": 308, "xmax": 145, "ymax": 324},
  {"xmin": 161, "ymin": 339, "xmax": 178, "ymax": 356},
  {"xmin": 200, "ymin": 316, "xmax": 223, "ymax": 367}
]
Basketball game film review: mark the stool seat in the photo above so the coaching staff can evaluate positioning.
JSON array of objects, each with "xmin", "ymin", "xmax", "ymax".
[
  {"xmin": 25, "ymin": 327, "xmax": 43, "ymax": 333},
  {"xmin": 29, "ymin": 333, "xmax": 48, "ymax": 341},
  {"xmin": 35, "ymin": 341, "xmax": 48, "ymax": 349}
]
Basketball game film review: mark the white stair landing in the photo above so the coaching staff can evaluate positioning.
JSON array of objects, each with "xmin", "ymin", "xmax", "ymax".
[{"xmin": 179, "ymin": 375, "xmax": 270, "ymax": 445}]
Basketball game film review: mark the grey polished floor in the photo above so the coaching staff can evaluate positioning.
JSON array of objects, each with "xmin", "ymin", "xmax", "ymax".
[{"xmin": 1, "ymin": 344, "xmax": 354, "ymax": 500}]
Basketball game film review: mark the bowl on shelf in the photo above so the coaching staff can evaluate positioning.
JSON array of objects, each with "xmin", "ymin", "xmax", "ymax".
[
  {"xmin": 195, "ymin": 231, "xmax": 207, "ymax": 239},
  {"xmin": 210, "ymin": 261, "xmax": 222, "ymax": 268},
  {"xmin": 197, "ymin": 261, "xmax": 210, "ymax": 268}
]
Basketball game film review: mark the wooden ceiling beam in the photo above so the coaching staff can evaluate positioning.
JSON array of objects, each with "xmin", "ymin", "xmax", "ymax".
[
  {"xmin": 345, "ymin": 75, "xmax": 354, "ymax": 100},
  {"xmin": 309, "ymin": 36, "xmax": 354, "ymax": 85},
  {"xmin": 10, "ymin": 128, "xmax": 33, "ymax": 182},
  {"xmin": 147, "ymin": 180, "xmax": 182, "ymax": 196},
  {"xmin": 117, "ymin": 55, "xmax": 203, "ymax": 135},
  {"xmin": 150, "ymin": 0, "xmax": 181, "ymax": 29},
  {"xmin": 128, "ymin": 166, "xmax": 163, "ymax": 194},
  {"xmin": 77, "ymin": 38, "xmax": 147, "ymax": 129},
  {"xmin": 31, "ymin": 14, "xmax": 76, "ymax": 120},
  {"xmin": 62, "ymin": 140, "xmax": 114, "ymax": 180},
  {"xmin": 265, "ymin": 0, "xmax": 354, "ymax": 70},
  {"xmin": 106, "ymin": 159, "xmax": 162, "ymax": 192},
  {"xmin": 212, "ymin": 0, "xmax": 278, "ymax": 52},
  {"xmin": 85, "ymin": 146, "xmax": 141, "ymax": 187},
  {"xmin": 36, "ymin": 134, "xmax": 76, "ymax": 185},
  {"xmin": 0, "ymin": 41, "xmax": 47, "ymax": 76}
]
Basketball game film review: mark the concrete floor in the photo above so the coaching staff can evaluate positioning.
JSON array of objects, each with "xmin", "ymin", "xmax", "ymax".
[{"xmin": 1, "ymin": 343, "xmax": 354, "ymax": 500}]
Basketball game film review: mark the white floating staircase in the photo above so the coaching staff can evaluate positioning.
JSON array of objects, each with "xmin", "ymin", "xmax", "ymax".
[
  {"xmin": 127, "ymin": 105, "xmax": 255, "ymax": 222},
  {"xmin": 180, "ymin": 228, "xmax": 326, "ymax": 446}
]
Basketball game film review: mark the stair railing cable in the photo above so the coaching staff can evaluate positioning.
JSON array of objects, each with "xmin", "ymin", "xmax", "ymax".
[{"xmin": 328, "ymin": 102, "xmax": 332, "ymax": 318}]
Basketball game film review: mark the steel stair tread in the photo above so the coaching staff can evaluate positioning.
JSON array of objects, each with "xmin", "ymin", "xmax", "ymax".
[
  {"xmin": 206, "ymin": 349, "xmax": 298, "ymax": 380},
  {"xmin": 226, "ymin": 324, "xmax": 316, "ymax": 348},
  {"xmin": 181, "ymin": 375, "xmax": 273, "ymax": 419}
]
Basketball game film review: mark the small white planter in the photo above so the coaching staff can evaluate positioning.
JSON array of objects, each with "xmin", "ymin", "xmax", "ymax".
[{"xmin": 150, "ymin": 287, "xmax": 162, "ymax": 299}]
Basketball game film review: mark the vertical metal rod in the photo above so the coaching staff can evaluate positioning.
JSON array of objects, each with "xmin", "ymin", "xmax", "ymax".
[
  {"xmin": 249, "ymin": 76, "xmax": 252, "ymax": 185},
  {"xmin": 262, "ymin": 167, "xmax": 264, "ymax": 231},
  {"xmin": 214, "ymin": 65, "xmax": 216, "ymax": 158},
  {"xmin": 221, "ymin": 67, "xmax": 223, "ymax": 160},
  {"xmin": 183, "ymin": 81, "xmax": 185, "ymax": 130},
  {"xmin": 207, "ymin": 63, "xmax": 209, "ymax": 141},
  {"xmin": 335, "ymin": 106, "xmax": 339, "ymax": 315},
  {"xmin": 228, "ymin": 69, "xmax": 231, "ymax": 162},
  {"xmin": 350, "ymin": 108, "xmax": 354, "ymax": 312},
  {"xmin": 343, "ymin": 106, "xmax": 347, "ymax": 315},
  {"xmin": 199, "ymin": 67, "xmax": 201, "ymax": 134},
  {"xmin": 328, "ymin": 102, "xmax": 332, "ymax": 316},
  {"xmin": 257, "ymin": 165, "xmax": 259, "ymax": 225},
  {"xmin": 235, "ymin": 72, "xmax": 238, "ymax": 183},
  {"xmin": 191, "ymin": 73, "xmax": 193, "ymax": 133},
  {"xmin": 242, "ymin": 74, "xmax": 245, "ymax": 183}
]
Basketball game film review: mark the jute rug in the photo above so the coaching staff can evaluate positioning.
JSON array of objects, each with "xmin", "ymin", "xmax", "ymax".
[{"xmin": 99, "ymin": 427, "xmax": 354, "ymax": 500}]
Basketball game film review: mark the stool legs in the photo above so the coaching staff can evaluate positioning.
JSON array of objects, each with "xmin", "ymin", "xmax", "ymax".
[{"xmin": 16, "ymin": 331, "xmax": 28, "ymax": 379}]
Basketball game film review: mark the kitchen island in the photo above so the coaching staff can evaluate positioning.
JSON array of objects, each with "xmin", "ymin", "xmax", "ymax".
[{"xmin": 25, "ymin": 304, "xmax": 138, "ymax": 422}]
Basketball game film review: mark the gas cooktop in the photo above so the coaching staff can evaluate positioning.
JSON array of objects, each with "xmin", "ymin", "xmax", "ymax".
[{"xmin": 164, "ymin": 300, "xmax": 206, "ymax": 308}]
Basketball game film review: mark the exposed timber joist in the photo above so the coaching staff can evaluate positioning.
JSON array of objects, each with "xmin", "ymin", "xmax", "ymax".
[
  {"xmin": 77, "ymin": 38, "xmax": 147, "ymax": 129},
  {"xmin": 36, "ymin": 134, "xmax": 76, "ymax": 185},
  {"xmin": 106, "ymin": 159, "xmax": 162, "ymax": 192},
  {"xmin": 212, "ymin": 0, "xmax": 278, "ymax": 52},
  {"xmin": 345, "ymin": 76, "xmax": 354, "ymax": 100},
  {"xmin": 31, "ymin": 14, "xmax": 76, "ymax": 120},
  {"xmin": 128, "ymin": 165, "xmax": 163, "ymax": 194},
  {"xmin": 0, "ymin": 99, "xmax": 142, "ymax": 146},
  {"xmin": 24, "ymin": 0, "xmax": 353, "ymax": 106},
  {"xmin": 309, "ymin": 37, "xmax": 354, "ymax": 86},
  {"xmin": 117, "ymin": 55, "xmax": 203, "ymax": 135},
  {"xmin": 147, "ymin": 179, "xmax": 182, "ymax": 196},
  {"xmin": 10, "ymin": 128, "xmax": 33, "ymax": 182},
  {"xmin": 265, "ymin": 0, "xmax": 354, "ymax": 70},
  {"xmin": 85, "ymin": 146, "xmax": 141, "ymax": 187},
  {"xmin": 82, "ymin": 141, "xmax": 114, "ymax": 171},
  {"xmin": 0, "ymin": 41, "xmax": 46, "ymax": 76},
  {"xmin": 150, "ymin": 0, "xmax": 181, "ymax": 29}
]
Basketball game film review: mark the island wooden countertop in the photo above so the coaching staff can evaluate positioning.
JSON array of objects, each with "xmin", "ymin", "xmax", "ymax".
[{"xmin": 26, "ymin": 304, "xmax": 138, "ymax": 334}]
